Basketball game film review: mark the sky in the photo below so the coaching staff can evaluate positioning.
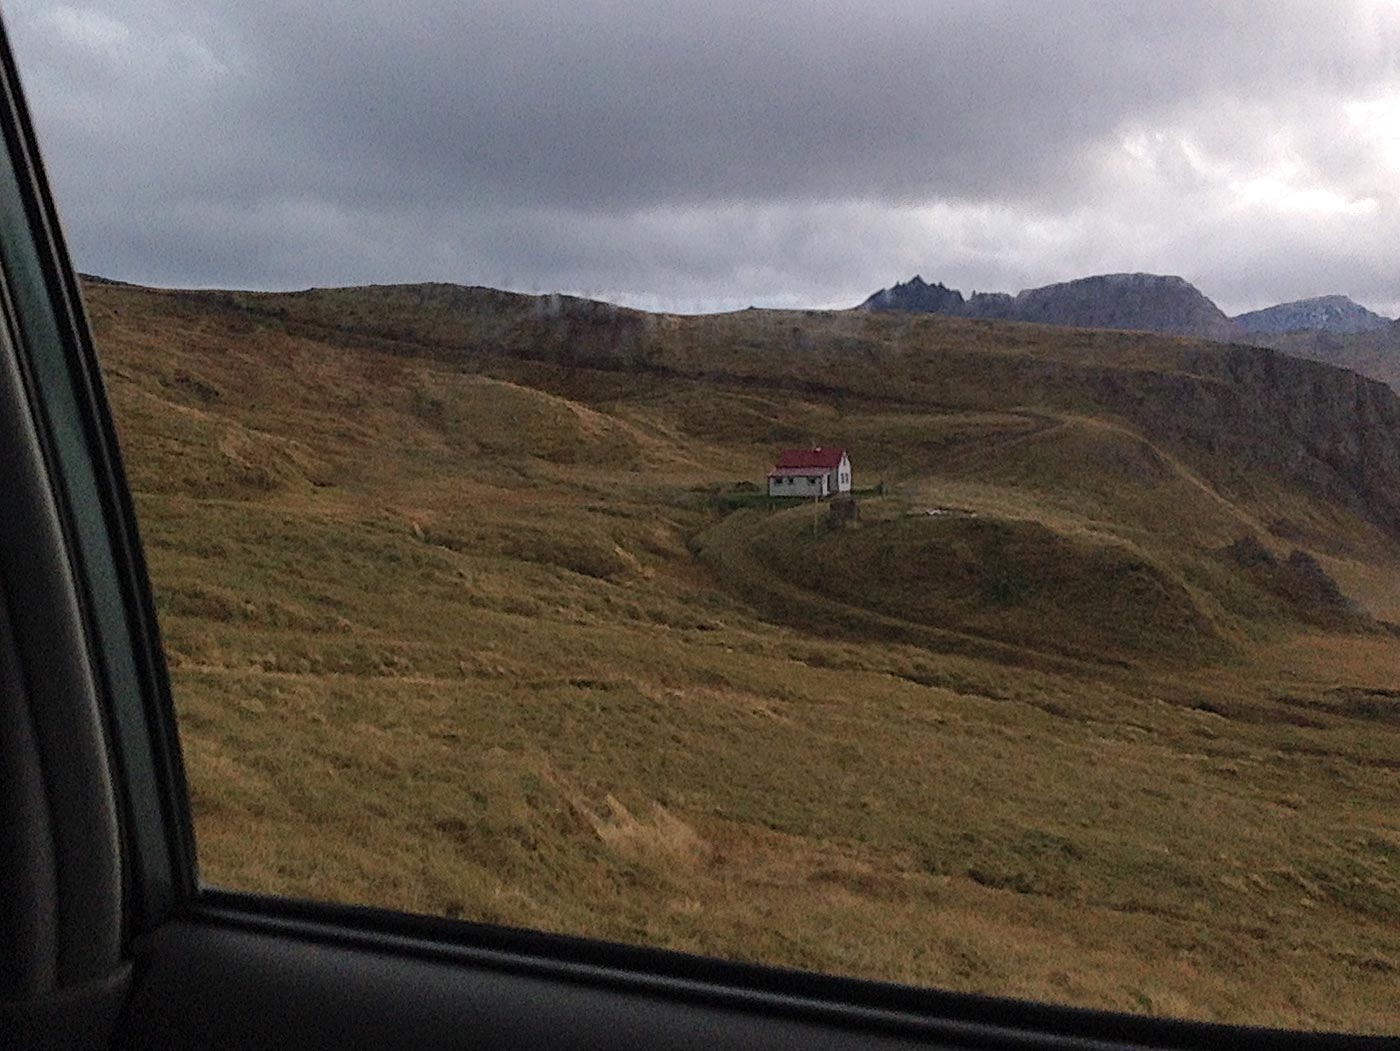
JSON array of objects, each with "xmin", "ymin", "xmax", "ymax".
[{"xmin": 5, "ymin": 0, "xmax": 1400, "ymax": 315}]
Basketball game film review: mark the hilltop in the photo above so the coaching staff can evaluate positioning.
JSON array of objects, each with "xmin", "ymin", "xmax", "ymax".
[
  {"xmin": 82, "ymin": 276, "xmax": 1400, "ymax": 1030},
  {"xmin": 1233, "ymin": 294, "xmax": 1392, "ymax": 336}
]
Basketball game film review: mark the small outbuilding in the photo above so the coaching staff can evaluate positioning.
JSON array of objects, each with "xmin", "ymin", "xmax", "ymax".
[{"xmin": 767, "ymin": 447, "xmax": 851, "ymax": 498}]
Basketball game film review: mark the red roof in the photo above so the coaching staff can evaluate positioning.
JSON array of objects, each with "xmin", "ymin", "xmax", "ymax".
[{"xmin": 775, "ymin": 447, "xmax": 846, "ymax": 470}]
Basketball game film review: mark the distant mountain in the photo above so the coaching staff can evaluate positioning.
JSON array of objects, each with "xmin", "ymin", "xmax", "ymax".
[
  {"xmin": 910, "ymin": 275, "xmax": 1400, "ymax": 393},
  {"xmin": 1009, "ymin": 274, "xmax": 1239, "ymax": 341},
  {"xmin": 860, "ymin": 272, "xmax": 1240, "ymax": 341},
  {"xmin": 1232, "ymin": 295, "xmax": 1392, "ymax": 336},
  {"xmin": 861, "ymin": 276, "xmax": 964, "ymax": 314}
]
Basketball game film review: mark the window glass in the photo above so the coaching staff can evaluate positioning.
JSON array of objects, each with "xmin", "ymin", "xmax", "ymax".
[{"xmin": 12, "ymin": 0, "xmax": 1400, "ymax": 1034}]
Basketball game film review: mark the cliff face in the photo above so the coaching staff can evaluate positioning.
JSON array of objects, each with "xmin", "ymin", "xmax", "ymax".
[
  {"xmin": 1098, "ymin": 344, "xmax": 1400, "ymax": 536},
  {"xmin": 861, "ymin": 272, "xmax": 1241, "ymax": 341},
  {"xmin": 1233, "ymin": 295, "xmax": 1392, "ymax": 335},
  {"xmin": 1241, "ymin": 322, "xmax": 1400, "ymax": 394},
  {"xmin": 960, "ymin": 291, "xmax": 1015, "ymax": 318}
]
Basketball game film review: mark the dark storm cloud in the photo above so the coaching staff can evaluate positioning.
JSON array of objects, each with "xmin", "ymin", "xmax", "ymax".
[{"xmin": 7, "ymin": 1, "xmax": 1400, "ymax": 313}]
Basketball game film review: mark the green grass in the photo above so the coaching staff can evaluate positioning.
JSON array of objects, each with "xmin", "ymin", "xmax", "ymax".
[{"xmin": 85, "ymin": 278, "xmax": 1400, "ymax": 1032}]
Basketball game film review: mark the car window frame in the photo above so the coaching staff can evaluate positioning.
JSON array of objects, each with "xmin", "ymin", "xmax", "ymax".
[{"xmin": 0, "ymin": 20, "xmax": 195, "ymax": 937}]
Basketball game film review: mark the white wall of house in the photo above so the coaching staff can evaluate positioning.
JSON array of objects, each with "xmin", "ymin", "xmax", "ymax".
[
  {"xmin": 835, "ymin": 454, "xmax": 852, "ymax": 493},
  {"xmin": 768, "ymin": 474, "xmax": 829, "ymax": 497}
]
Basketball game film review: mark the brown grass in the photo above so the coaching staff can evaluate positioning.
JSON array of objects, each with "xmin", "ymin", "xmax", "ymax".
[{"xmin": 85, "ymin": 278, "xmax": 1400, "ymax": 1033}]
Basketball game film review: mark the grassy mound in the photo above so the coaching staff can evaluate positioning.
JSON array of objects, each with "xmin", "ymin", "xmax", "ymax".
[
  {"xmin": 406, "ymin": 373, "xmax": 651, "ymax": 468},
  {"xmin": 698, "ymin": 504, "xmax": 1224, "ymax": 664}
]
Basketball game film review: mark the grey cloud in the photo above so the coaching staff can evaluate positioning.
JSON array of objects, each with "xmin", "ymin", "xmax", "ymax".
[
  {"xmin": 6, "ymin": 1, "xmax": 1400, "ymax": 315},
  {"xmin": 216, "ymin": 1, "xmax": 1400, "ymax": 209}
]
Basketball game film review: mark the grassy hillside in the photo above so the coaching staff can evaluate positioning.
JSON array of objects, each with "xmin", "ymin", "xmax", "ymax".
[{"xmin": 84, "ymin": 278, "xmax": 1400, "ymax": 1032}]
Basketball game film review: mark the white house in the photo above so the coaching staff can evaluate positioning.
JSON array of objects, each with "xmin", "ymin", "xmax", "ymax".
[{"xmin": 767, "ymin": 447, "xmax": 851, "ymax": 498}]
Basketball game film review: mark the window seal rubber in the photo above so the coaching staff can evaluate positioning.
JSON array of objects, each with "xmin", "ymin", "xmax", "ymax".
[{"xmin": 0, "ymin": 20, "xmax": 198, "ymax": 936}]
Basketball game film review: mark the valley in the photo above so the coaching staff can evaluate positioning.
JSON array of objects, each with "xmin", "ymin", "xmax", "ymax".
[{"xmin": 84, "ymin": 277, "xmax": 1400, "ymax": 1031}]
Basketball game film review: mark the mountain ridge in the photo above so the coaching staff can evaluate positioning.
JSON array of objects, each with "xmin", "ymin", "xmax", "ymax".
[
  {"xmin": 861, "ymin": 272, "xmax": 1239, "ymax": 341},
  {"xmin": 862, "ymin": 272, "xmax": 1394, "ymax": 343}
]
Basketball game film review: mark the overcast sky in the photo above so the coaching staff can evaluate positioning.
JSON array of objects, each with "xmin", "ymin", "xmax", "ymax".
[{"xmin": 5, "ymin": 1, "xmax": 1399, "ymax": 315}]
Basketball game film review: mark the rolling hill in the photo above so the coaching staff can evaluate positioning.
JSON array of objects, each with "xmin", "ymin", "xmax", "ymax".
[{"xmin": 81, "ymin": 276, "xmax": 1400, "ymax": 1031}]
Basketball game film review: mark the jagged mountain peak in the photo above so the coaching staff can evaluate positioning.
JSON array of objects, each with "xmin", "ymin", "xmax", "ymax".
[{"xmin": 861, "ymin": 274, "xmax": 964, "ymax": 313}]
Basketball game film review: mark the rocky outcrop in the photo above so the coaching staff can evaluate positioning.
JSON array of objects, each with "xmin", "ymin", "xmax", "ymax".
[
  {"xmin": 960, "ymin": 291, "xmax": 1015, "ymax": 319},
  {"xmin": 860, "ymin": 275, "xmax": 965, "ymax": 314}
]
